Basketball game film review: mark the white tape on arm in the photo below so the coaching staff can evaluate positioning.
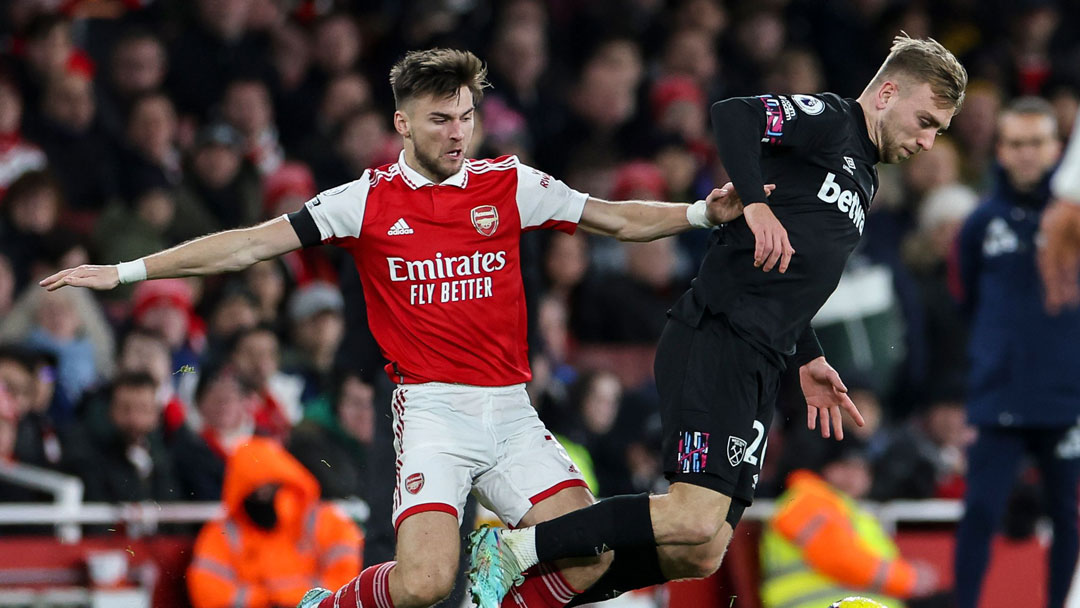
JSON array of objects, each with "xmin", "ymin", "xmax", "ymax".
[
  {"xmin": 686, "ymin": 200, "xmax": 714, "ymax": 229},
  {"xmin": 116, "ymin": 259, "xmax": 147, "ymax": 284}
]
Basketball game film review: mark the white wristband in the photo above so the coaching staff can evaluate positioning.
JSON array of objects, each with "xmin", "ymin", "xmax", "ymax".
[
  {"xmin": 686, "ymin": 199, "xmax": 714, "ymax": 229},
  {"xmin": 116, "ymin": 259, "xmax": 147, "ymax": 284}
]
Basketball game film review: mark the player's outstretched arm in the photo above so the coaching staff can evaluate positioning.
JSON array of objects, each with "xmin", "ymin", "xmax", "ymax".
[
  {"xmin": 40, "ymin": 216, "xmax": 302, "ymax": 291},
  {"xmin": 800, "ymin": 356, "xmax": 864, "ymax": 441},
  {"xmin": 578, "ymin": 181, "xmax": 772, "ymax": 242}
]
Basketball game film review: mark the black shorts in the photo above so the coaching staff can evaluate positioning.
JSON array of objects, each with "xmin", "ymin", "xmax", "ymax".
[{"xmin": 655, "ymin": 313, "xmax": 781, "ymax": 505}]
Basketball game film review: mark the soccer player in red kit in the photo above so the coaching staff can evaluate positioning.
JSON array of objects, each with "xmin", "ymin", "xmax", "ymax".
[{"xmin": 41, "ymin": 49, "xmax": 754, "ymax": 608}]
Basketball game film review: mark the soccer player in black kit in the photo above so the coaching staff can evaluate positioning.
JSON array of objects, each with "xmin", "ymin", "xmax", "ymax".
[{"xmin": 468, "ymin": 34, "xmax": 968, "ymax": 608}]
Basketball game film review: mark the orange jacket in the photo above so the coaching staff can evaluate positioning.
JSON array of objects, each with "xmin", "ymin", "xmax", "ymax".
[
  {"xmin": 187, "ymin": 438, "xmax": 363, "ymax": 608},
  {"xmin": 770, "ymin": 470, "xmax": 917, "ymax": 598}
]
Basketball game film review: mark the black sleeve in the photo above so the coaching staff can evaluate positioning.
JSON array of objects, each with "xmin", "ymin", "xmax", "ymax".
[
  {"xmin": 711, "ymin": 97, "xmax": 770, "ymax": 207},
  {"xmin": 711, "ymin": 94, "xmax": 841, "ymax": 207},
  {"xmin": 287, "ymin": 206, "xmax": 322, "ymax": 248},
  {"xmin": 792, "ymin": 325, "xmax": 824, "ymax": 368}
]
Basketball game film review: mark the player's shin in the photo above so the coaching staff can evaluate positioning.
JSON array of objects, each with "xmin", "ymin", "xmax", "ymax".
[
  {"xmin": 309, "ymin": 561, "xmax": 396, "ymax": 608},
  {"xmin": 500, "ymin": 564, "xmax": 582, "ymax": 608},
  {"xmin": 503, "ymin": 493, "xmax": 656, "ymax": 569},
  {"xmin": 564, "ymin": 545, "xmax": 666, "ymax": 606}
]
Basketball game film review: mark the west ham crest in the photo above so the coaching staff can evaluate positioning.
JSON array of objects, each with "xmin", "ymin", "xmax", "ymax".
[
  {"xmin": 727, "ymin": 436, "xmax": 747, "ymax": 467},
  {"xmin": 471, "ymin": 205, "xmax": 499, "ymax": 237}
]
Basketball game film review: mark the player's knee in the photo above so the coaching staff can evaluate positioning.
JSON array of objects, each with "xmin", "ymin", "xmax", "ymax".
[
  {"xmin": 396, "ymin": 561, "xmax": 456, "ymax": 605},
  {"xmin": 669, "ymin": 498, "xmax": 727, "ymax": 545},
  {"xmin": 668, "ymin": 545, "xmax": 726, "ymax": 580},
  {"xmin": 678, "ymin": 517, "xmax": 724, "ymax": 546}
]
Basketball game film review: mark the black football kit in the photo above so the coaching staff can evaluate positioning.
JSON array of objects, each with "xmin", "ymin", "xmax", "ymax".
[{"xmin": 658, "ymin": 92, "xmax": 881, "ymax": 510}]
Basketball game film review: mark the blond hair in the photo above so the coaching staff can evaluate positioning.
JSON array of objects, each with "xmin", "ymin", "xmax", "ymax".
[{"xmin": 868, "ymin": 33, "xmax": 968, "ymax": 109}]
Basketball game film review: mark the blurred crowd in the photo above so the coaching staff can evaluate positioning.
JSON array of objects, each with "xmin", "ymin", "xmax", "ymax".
[{"xmin": 0, "ymin": 0, "xmax": 1078, "ymax": 548}]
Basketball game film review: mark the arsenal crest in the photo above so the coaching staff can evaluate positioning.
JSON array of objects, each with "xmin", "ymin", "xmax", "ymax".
[
  {"xmin": 405, "ymin": 472, "xmax": 425, "ymax": 494},
  {"xmin": 471, "ymin": 205, "xmax": 499, "ymax": 236}
]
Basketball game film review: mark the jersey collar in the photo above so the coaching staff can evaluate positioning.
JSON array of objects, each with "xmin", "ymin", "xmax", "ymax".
[{"xmin": 397, "ymin": 151, "xmax": 469, "ymax": 189}]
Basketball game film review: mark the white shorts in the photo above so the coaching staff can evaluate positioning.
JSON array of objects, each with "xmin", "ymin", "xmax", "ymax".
[{"xmin": 390, "ymin": 382, "xmax": 588, "ymax": 531}]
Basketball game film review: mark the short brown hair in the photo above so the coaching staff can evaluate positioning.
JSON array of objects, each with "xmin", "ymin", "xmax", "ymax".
[
  {"xmin": 389, "ymin": 48, "xmax": 489, "ymax": 108},
  {"xmin": 869, "ymin": 33, "xmax": 968, "ymax": 110}
]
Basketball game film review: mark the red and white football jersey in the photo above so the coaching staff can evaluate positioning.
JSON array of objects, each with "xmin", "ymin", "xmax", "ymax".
[{"xmin": 290, "ymin": 152, "xmax": 587, "ymax": 386}]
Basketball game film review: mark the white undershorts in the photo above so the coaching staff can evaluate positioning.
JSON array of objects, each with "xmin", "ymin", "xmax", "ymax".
[{"xmin": 390, "ymin": 382, "xmax": 588, "ymax": 531}]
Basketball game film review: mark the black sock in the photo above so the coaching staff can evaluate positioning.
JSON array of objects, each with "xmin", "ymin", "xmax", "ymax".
[
  {"xmin": 534, "ymin": 493, "xmax": 655, "ymax": 563},
  {"xmin": 564, "ymin": 545, "xmax": 666, "ymax": 606}
]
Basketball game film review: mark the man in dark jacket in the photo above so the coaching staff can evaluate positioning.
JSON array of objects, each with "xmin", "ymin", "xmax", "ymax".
[
  {"xmin": 67, "ymin": 371, "xmax": 183, "ymax": 507},
  {"xmin": 953, "ymin": 96, "xmax": 1080, "ymax": 608}
]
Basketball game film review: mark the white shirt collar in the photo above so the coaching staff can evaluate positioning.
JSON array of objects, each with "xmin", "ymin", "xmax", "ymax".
[{"xmin": 397, "ymin": 150, "xmax": 468, "ymax": 189}]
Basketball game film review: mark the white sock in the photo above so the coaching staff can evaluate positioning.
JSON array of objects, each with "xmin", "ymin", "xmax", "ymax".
[{"xmin": 503, "ymin": 527, "xmax": 539, "ymax": 570}]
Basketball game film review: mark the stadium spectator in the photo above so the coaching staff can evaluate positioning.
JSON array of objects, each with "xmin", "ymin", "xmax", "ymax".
[
  {"xmin": 872, "ymin": 395, "xmax": 974, "ymax": 501},
  {"xmin": 114, "ymin": 92, "xmax": 181, "ymax": 201},
  {"xmin": 311, "ymin": 107, "xmax": 398, "ymax": 190},
  {"xmin": 171, "ymin": 123, "xmax": 261, "ymax": 241},
  {"xmin": 284, "ymin": 282, "xmax": 345, "ymax": 403},
  {"xmin": 1, "ymin": 282, "xmax": 115, "ymax": 397},
  {"xmin": 65, "ymin": 371, "xmax": 183, "ymax": 506},
  {"xmin": 28, "ymin": 71, "xmax": 117, "ymax": 224},
  {"xmin": 10, "ymin": 13, "xmax": 78, "ymax": 120},
  {"xmin": 268, "ymin": 20, "xmax": 315, "ymax": 149},
  {"xmin": 166, "ymin": 0, "xmax": 273, "ymax": 119},
  {"xmin": 204, "ymin": 283, "xmax": 261, "ymax": 351},
  {"xmin": 228, "ymin": 323, "xmax": 303, "ymax": 441},
  {"xmin": 187, "ymin": 437, "xmax": 362, "ymax": 608},
  {"xmin": 171, "ymin": 364, "xmax": 257, "ymax": 500},
  {"xmin": 311, "ymin": 13, "xmax": 362, "ymax": 80},
  {"xmin": 243, "ymin": 260, "xmax": 287, "ymax": 329},
  {"xmin": 94, "ymin": 187, "xmax": 176, "ymax": 268},
  {"xmin": 97, "ymin": 28, "xmax": 168, "ymax": 140},
  {"xmin": 130, "ymin": 279, "xmax": 203, "ymax": 382},
  {"xmin": 221, "ymin": 78, "xmax": 284, "ymax": 175},
  {"xmin": 904, "ymin": 183, "xmax": 978, "ymax": 400},
  {"xmin": 0, "ymin": 79, "xmax": 47, "ymax": 198},
  {"xmin": 486, "ymin": 20, "xmax": 555, "ymax": 150},
  {"xmin": 289, "ymin": 372, "xmax": 375, "ymax": 500},
  {"xmin": 299, "ymin": 73, "xmax": 373, "ymax": 178},
  {"xmin": 0, "ymin": 170, "xmax": 65, "ymax": 290}
]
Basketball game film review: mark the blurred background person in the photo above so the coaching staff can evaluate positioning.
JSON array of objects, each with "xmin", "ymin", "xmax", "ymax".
[
  {"xmin": 953, "ymin": 97, "xmax": 1080, "ymax": 608},
  {"xmin": 64, "ymin": 371, "xmax": 182, "ymax": 508},
  {"xmin": 187, "ymin": 437, "xmax": 362, "ymax": 608},
  {"xmin": 288, "ymin": 372, "xmax": 375, "ymax": 501},
  {"xmin": 760, "ymin": 442, "xmax": 939, "ymax": 608}
]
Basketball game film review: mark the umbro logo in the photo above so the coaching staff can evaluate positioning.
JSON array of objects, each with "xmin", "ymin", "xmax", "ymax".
[
  {"xmin": 842, "ymin": 156, "xmax": 856, "ymax": 175},
  {"xmin": 387, "ymin": 218, "xmax": 414, "ymax": 236}
]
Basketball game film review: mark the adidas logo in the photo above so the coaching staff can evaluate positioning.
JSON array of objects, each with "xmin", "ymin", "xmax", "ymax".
[{"xmin": 387, "ymin": 218, "xmax": 414, "ymax": 236}]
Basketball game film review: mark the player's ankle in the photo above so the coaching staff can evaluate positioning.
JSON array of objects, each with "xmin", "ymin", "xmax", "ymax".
[{"xmin": 503, "ymin": 527, "xmax": 540, "ymax": 570}]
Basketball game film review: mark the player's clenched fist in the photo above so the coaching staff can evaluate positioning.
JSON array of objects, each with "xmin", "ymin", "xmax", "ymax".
[
  {"xmin": 39, "ymin": 264, "xmax": 120, "ymax": 291},
  {"xmin": 743, "ymin": 201, "xmax": 795, "ymax": 273}
]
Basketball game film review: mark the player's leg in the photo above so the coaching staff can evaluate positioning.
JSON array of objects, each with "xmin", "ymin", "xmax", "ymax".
[
  {"xmin": 306, "ymin": 384, "xmax": 480, "ymax": 608},
  {"xmin": 469, "ymin": 384, "xmax": 609, "ymax": 607},
  {"xmin": 307, "ymin": 512, "xmax": 461, "ymax": 608},
  {"xmin": 469, "ymin": 316, "xmax": 764, "ymax": 603},
  {"xmin": 1032, "ymin": 426, "xmax": 1080, "ymax": 608},
  {"xmin": 495, "ymin": 486, "xmax": 613, "ymax": 608},
  {"xmin": 515, "ymin": 486, "xmax": 613, "ymax": 591},
  {"xmin": 953, "ymin": 426, "xmax": 1025, "ymax": 608}
]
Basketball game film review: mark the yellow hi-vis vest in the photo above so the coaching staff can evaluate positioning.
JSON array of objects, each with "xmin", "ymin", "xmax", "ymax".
[{"xmin": 760, "ymin": 486, "xmax": 905, "ymax": 608}]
